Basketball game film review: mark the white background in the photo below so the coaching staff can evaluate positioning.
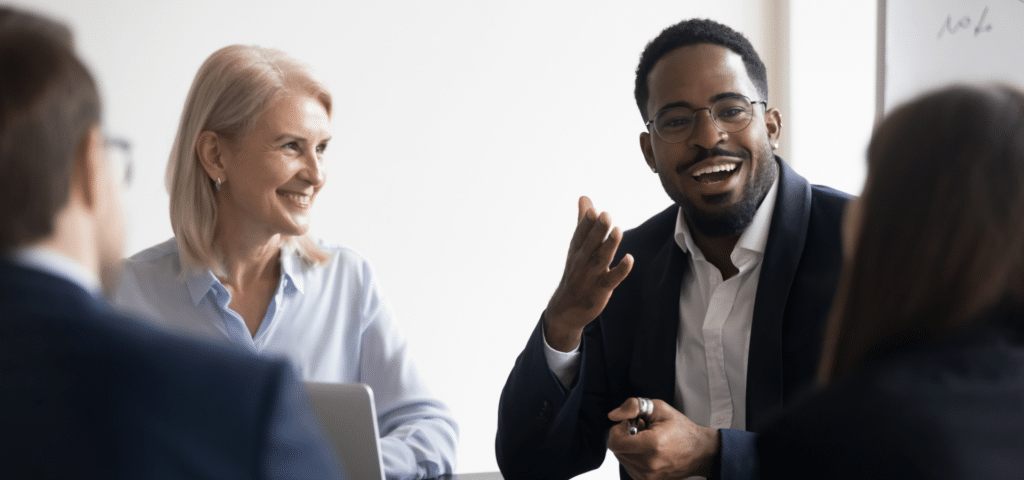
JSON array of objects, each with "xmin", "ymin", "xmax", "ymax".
[{"xmin": 11, "ymin": 1, "xmax": 875, "ymax": 477}]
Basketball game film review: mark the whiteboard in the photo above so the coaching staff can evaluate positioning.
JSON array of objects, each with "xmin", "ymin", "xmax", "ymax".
[{"xmin": 880, "ymin": 0, "xmax": 1024, "ymax": 114}]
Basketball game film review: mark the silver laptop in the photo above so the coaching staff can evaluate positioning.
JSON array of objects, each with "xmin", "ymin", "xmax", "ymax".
[{"xmin": 305, "ymin": 382, "xmax": 386, "ymax": 480}]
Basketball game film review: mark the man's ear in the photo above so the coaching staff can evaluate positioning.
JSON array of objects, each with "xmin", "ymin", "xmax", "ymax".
[
  {"xmin": 72, "ymin": 125, "xmax": 104, "ymax": 211},
  {"xmin": 195, "ymin": 130, "xmax": 228, "ymax": 183},
  {"xmin": 765, "ymin": 107, "xmax": 783, "ymax": 150},
  {"xmin": 640, "ymin": 131, "xmax": 657, "ymax": 173}
]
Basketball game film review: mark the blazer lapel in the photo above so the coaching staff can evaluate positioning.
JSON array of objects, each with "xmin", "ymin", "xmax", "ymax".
[
  {"xmin": 746, "ymin": 158, "xmax": 812, "ymax": 429},
  {"xmin": 629, "ymin": 235, "xmax": 687, "ymax": 403}
]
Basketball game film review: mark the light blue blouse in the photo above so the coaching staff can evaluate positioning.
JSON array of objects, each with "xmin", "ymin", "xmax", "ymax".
[{"xmin": 114, "ymin": 238, "xmax": 458, "ymax": 480}]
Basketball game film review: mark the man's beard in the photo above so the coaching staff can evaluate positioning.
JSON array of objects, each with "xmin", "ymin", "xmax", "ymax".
[{"xmin": 676, "ymin": 144, "xmax": 778, "ymax": 238}]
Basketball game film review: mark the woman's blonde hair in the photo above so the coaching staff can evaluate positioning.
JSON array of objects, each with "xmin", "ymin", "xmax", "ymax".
[{"xmin": 166, "ymin": 45, "xmax": 332, "ymax": 275}]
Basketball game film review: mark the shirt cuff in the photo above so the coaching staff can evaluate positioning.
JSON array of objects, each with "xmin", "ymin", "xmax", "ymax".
[{"xmin": 541, "ymin": 327, "xmax": 581, "ymax": 389}]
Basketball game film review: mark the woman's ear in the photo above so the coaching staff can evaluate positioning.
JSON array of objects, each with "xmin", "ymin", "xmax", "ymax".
[{"xmin": 195, "ymin": 131, "xmax": 227, "ymax": 184}]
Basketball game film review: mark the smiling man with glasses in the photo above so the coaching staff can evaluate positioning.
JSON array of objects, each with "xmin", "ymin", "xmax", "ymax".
[{"xmin": 498, "ymin": 18, "xmax": 852, "ymax": 480}]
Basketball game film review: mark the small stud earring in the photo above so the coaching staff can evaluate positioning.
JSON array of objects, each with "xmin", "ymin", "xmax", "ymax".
[{"xmin": 216, "ymin": 178, "xmax": 222, "ymax": 190}]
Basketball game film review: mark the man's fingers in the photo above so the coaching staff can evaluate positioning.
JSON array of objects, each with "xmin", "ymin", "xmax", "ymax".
[
  {"xmin": 607, "ymin": 421, "xmax": 653, "ymax": 455},
  {"xmin": 577, "ymin": 211, "xmax": 614, "ymax": 261},
  {"xmin": 613, "ymin": 450, "xmax": 644, "ymax": 470},
  {"xmin": 592, "ymin": 226, "xmax": 622, "ymax": 266},
  {"xmin": 568, "ymin": 206, "xmax": 597, "ymax": 252},
  {"xmin": 608, "ymin": 397, "xmax": 641, "ymax": 422},
  {"xmin": 612, "ymin": 452, "xmax": 644, "ymax": 479},
  {"xmin": 606, "ymin": 253, "xmax": 634, "ymax": 287},
  {"xmin": 577, "ymin": 195, "xmax": 594, "ymax": 222},
  {"xmin": 607, "ymin": 422, "xmax": 635, "ymax": 452}
]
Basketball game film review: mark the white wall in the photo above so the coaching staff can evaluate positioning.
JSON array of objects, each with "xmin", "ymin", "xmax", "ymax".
[
  {"xmin": 787, "ymin": 0, "xmax": 875, "ymax": 196},
  {"xmin": 10, "ymin": 1, "xmax": 874, "ymax": 477}
]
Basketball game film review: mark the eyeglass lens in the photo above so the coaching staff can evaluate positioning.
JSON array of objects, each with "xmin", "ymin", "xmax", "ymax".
[
  {"xmin": 104, "ymin": 137, "xmax": 133, "ymax": 186},
  {"xmin": 652, "ymin": 96, "xmax": 757, "ymax": 143}
]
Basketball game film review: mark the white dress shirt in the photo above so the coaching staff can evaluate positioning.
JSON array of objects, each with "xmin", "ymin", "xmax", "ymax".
[
  {"xmin": 545, "ymin": 178, "xmax": 779, "ymax": 432},
  {"xmin": 114, "ymin": 238, "xmax": 459, "ymax": 480}
]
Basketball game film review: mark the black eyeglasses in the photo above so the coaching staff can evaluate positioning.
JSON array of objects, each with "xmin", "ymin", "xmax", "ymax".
[
  {"xmin": 103, "ymin": 135, "xmax": 133, "ymax": 187},
  {"xmin": 645, "ymin": 95, "xmax": 767, "ymax": 144}
]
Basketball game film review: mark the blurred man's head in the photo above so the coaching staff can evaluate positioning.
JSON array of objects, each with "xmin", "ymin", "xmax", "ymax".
[
  {"xmin": 0, "ymin": 7, "xmax": 126, "ymax": 293},
  {"xmin": 0, "ymin": 7, "xmax": 73, "ymax": 48}
]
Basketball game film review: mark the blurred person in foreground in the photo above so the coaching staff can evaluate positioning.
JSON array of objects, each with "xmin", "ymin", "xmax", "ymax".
[
  {"xmin": 758, "ymin": 84, "xmax": 1024, "ymax": 479},
  {"xmin": 113, "ymin": 44, "xmax": 457, "ymax": 479},
  {"xmin": 0, "ymin": 7, "xmax": 342, "ymax": 478}
]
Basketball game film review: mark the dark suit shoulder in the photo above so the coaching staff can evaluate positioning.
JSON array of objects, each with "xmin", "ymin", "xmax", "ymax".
[
  {"xmin": 0, "ymin": 262, "xmax": 292, "ymax": 478},
  {"xmin": 809, "ymin": 183, "xmax": 853, "ymax": 218},
  {"xmin": 810, "ymin": 183, "xmax": 854, "ymax": 201}
]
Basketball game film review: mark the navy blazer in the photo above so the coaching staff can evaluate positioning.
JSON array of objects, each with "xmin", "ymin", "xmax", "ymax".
[
  {"xmin": 496, "ymin": 158, "xmax": 850, "ymax": 480},
  {"xmin": 0, "ymin": 260, "xmax": 342, "ymax": 479}
]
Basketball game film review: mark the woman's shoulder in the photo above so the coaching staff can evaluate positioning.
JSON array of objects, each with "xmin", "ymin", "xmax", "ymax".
[
  {"xmin": 291, "ymin": 239, "xmax": 378, "ymax": 281},
  {"xmin": 761, "ymin": 332, "xmax": 1024, "ymax": 478},
  {"xmin": 314, "ymin": 240, "xmax": 365, "ymax": 261},
  {"xmin": 789, "ymin": 333, "xmax": 1021, "ymax": 424},
  {"xmin": 121, "ymin": 238, "xmax": 183, "ymax": 278},
  {"xmin": 124, "ymin": 238, "xmax": 181, "ymax": 265},
  {"xmin": 113, "ymin": 238, "xmax": 192, "ymax": 317}
]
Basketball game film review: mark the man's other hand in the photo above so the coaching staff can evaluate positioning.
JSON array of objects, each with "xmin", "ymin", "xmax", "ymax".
[
  {"xmin": 607, "ymin": 398, "xmax": 721, "ymax": 479},
  {"xmin": 544, "ymin": 196, "xmax": 633, "ymax": 352}
]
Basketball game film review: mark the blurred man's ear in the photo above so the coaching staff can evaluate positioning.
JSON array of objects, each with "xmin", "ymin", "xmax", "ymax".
[{"xmin": 71, "ymin": 125, "xmax": 104, "ymax": 211}]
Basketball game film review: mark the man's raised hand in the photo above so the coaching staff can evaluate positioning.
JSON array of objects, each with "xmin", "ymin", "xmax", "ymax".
[{"xmin": 544, "ymin": 196, "xmax": 634, "ymax": 352}]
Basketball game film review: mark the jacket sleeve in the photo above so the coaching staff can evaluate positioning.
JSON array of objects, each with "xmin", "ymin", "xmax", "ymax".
[{"xmin": 496, "ymin": 317, "xmax": 614, "ymax": 480}]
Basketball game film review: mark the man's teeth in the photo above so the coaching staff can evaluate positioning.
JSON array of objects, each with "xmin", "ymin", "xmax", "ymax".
[{"xmin": 692, "ymin": 163, "xmax": 737, "ymax": 178}]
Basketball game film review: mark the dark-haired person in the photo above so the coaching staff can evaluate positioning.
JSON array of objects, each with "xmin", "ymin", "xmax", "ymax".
[
  {"xmin": 757, "ymin": 85, "xmax": 1024, "ymax": 479},
  {"xmin": 496, "ymin": 18, "xmax": 851, "ymax": 479},
  {"xmin": 0, "ymin": 8, "xmax": 342, "ymax": 478}
]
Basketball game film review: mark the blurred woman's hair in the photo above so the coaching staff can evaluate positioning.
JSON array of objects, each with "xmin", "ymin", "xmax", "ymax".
[
  {"xmin": 818, "ymin": 84, "xmax": 1024, "ymax": 384},
  {"xmin": 166, "ymin": 45, "xmax": 331, "ymax": 275}
]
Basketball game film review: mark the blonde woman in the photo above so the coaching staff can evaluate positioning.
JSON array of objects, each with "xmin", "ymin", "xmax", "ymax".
[{"xmin": 114, "ymin": 45, "xmax": 457, "ymax": 480}]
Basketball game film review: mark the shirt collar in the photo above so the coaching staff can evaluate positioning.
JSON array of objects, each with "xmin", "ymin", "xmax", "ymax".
[
  {"xmin": 186, "ymin": 268, "xmax": 220, "ymax": 306},
  {"xmin": 674, "ymin": 175, "xmax": 780, "ymax": 259},
  {"xmin": 8, "ymin": 246, "xmax": 103, "ymax": 297},
  {"xmin": 185, "ymin": 244, "xmax": 304, "ymax": 305},
  {"xmin": 280, "ymin": 242, "xmax": 305, "ymax": 295}
]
